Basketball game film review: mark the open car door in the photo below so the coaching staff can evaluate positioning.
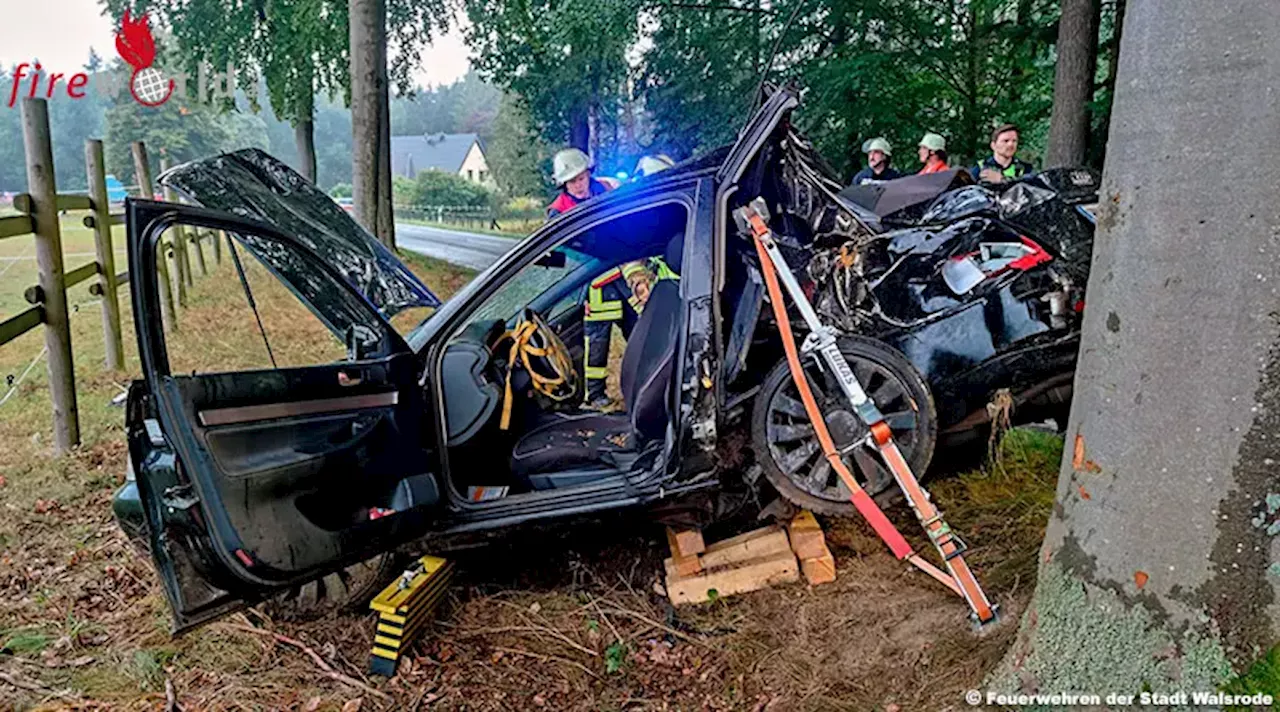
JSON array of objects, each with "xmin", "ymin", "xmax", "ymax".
[{"xmin": 125, "ymin": 193, "xmax": 440, "ymax": 633}]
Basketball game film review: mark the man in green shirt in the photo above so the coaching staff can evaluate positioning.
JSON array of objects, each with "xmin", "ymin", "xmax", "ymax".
[{"xmin": 972, "ymin": 123, "xmax": 1034, "ymax": 184}]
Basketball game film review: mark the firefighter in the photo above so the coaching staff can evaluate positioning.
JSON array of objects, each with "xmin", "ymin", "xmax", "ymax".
[
  {"xmin": 579, "ymin": 153, "xmax": 683, "ymax": 409},
  {"xmin": 917, "ymin": 132, "xmax": 950, "ymax": 174},
  {"xmin": 972, "ymin": 123, "xmax": 1034, "ymax": 184},
  {"xmin": 547, "ymin": 148, "xmax": 619, "ymax": 218},
  {"xmin": 634, "ymin": 153, "xmax": 675, "ymax": 178},
  {"xmin": 851, "ymin": 137, "xmax": 901, "ymax": 184}
]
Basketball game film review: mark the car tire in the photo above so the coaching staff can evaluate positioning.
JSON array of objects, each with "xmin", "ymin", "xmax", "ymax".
[
  {"xmin": 751, "ymin": 335, "xmax": 937, "ymax": 515},
  {"xmin": 268, "ymin": 553, "xmax": 400, "ymax": 620}
]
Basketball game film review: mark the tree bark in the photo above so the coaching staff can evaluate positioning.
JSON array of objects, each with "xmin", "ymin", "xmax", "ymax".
[
  {"xmin": 349, "ymin": 0, "xmax": 395, "ymax": 248},
  {"xmin": 295, "ymin": 79, "xmax": 317, "ymax": 184},
  {"xmin": 568, "ymin": 106, "xmax": 589, "ymax": 152},
  {"xmin": 295, "ymin": 117, "xmax": 316, "ymax": 184},
  {"xmin": 376, "ymin": 70, "xmax": 395, "ymax": 248},
  {"xmin": 1092, "ymin": 0, "xmax": 1127, "ymax": 168},
  {"xmin": 995, "ymin": 0, "xmax": 1280, "ymax": 693},
  {"xmin": 1045, "ymin": 0, "xmax": 1099, "ymax": 167}
]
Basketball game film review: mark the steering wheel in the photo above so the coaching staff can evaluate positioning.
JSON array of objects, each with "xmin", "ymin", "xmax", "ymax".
[{"xmin": 497, "ymin": 310, "xmax": 577, "ymax": 428}]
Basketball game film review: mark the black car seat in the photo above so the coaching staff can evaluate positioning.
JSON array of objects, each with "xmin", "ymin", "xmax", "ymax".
[{"xmin": 509, "ymin": 235, "xmax": 684, "ymax": 484}]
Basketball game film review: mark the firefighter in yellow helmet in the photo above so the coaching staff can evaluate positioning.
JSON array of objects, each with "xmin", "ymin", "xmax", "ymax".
[{"xmin": 579, "ymin": 152, "xmax": 680, "ymax": 409}]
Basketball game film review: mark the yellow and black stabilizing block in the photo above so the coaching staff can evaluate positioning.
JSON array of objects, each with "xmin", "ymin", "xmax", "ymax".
[{"xmin": 369, "ymin": 555, "xmax": 454, "ymax": 676}]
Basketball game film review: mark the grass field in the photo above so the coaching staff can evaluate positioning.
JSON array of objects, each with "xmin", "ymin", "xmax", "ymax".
[
  {"xmin": 398, "ymin": 217, "xmax": 534, "ymax": 240},
  {"xmin": 0, "ymin": 221, "xmax": 1070, "ymax": 710}
]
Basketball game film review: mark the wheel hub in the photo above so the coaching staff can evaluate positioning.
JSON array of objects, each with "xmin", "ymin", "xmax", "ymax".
[{"xmin": 825, "ymin": 409, "xmax": 866, "ymax": 450}]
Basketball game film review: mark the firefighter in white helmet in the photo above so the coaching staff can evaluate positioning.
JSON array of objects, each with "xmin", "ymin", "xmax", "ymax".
[
  {"xmin": 541, "ymin": 148, "xmax": 636, "ymax": 408},
  {"xmin": 546, "ymin": 148, "xmax": 619, "ymax": 218},
  {"xmin": 634, "ymin": 153, "xmax": 675, "ymax": 178}
]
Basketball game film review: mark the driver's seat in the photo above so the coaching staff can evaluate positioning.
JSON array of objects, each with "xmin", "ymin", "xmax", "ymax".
[{"xmin": 509, "ymin": 236, "xmax": 683, "ymax": 484}]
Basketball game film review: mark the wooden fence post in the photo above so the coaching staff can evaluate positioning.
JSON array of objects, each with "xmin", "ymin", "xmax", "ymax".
[
  {"xmin": 158, "ymin": 157, "xmax": 190, "ymax": 305},
  {"xmin": 22, "ymin": 98, "xmax": 80, "ymax": 453},
  {"xmin": 212, "ymin": 229, "xmax": 223, "ymax": 265},
  {"xmin": 132, "ymin": 141, "xmax": 178, "ymax": 333},
  {"xmin": 85, "ymin": 139, "xmax": 124, "ymax": 371},
  {"xmin": 190, "ymin": 229, "xmax": 208, "ymax": 276}
]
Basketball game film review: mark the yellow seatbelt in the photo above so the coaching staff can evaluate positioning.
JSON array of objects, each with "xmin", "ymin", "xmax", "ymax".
[{"xmin": 497, "ymin": 315, "xmax": 577, "ymax": 430}]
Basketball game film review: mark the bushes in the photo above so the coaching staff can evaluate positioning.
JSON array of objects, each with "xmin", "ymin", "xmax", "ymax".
[
  {"xmin": 401, "ymin": 170, "xmax": 493, "ymax": 208},
  {"xmin": 329, "ymin": 183, "xmax": 352, "ymax": 199}
]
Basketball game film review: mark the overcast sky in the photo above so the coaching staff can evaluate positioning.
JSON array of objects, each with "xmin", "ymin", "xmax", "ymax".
[{"xmin": 0, "ymin": 0, "xmax": 473, "ymax": 89}]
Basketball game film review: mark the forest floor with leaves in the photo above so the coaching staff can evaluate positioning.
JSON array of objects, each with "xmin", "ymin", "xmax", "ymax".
[{"xmin": 0, "ymin": 229, "xmax": 1063, "ymax": 710}]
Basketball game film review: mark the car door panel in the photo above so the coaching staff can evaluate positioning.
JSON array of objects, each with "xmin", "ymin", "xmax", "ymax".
[{"xmin": 127, "ymin": 198, "xmax": 440, "ymax": 632}]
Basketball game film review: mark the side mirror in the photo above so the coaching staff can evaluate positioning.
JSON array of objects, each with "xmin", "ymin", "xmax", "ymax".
[{"xmin": 534, "ymin": 250, "xmax": 567, "ymax": 269}]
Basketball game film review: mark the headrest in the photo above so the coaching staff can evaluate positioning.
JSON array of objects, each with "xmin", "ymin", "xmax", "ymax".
[{"xmin": 664, "ymin": 234, "xmax": 683, "ymax": 274}]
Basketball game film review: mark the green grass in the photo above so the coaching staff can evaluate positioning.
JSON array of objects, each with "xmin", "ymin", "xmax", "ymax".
[
  {"xmin": 399, "ymin": 216, "xmax": 532, "ymax": 239},
  {"xmin": 931, "ymin": 428, "xmax": 1064, "ymax": 592},
  {"xmin": 1, "ymin": 626, "xmax": 54, "ymax": 654},
  {"xmin": 1225, "ymin": 644, "xmax": 1280, "ymax": 707},
  {"xmin": 0, "ymin": 212, "xmax": 118, "ymax": 322}
]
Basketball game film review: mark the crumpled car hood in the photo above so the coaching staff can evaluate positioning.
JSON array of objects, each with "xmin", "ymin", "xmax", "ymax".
[{"xmin": 159, "ymin": 149, "xmax": 440, "ymax": 321}]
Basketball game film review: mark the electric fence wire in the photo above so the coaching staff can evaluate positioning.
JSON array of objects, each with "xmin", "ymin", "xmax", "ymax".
[{"xmin": 0, "ymin": 345, "xmax": 48, "ymax": 408}]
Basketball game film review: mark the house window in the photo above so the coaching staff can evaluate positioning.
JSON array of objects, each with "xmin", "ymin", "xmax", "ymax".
[
  {"xmin": 467, "ymin": 169, "xmax": 475, "ymax": 182},
  {"xmin": 479, "ymin": 170, "xmax": 487, "ymax": 183}
]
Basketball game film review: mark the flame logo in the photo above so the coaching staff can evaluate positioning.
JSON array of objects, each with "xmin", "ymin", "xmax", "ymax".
[
  {"xmin": 115, "ymin": 10, "xmax": 174, "ymax": 107},
  {"xmin": 115, "ymin": 10, "xmax": 157, "ymax": 70}
]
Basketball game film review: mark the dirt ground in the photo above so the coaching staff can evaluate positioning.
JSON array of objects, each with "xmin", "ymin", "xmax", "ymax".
[
  {"xmin": 0, "ymin": 223, "xmax": 1062, "ymax": 710},
  {"xmin": 0, "ymin": 427, "xmax": 1059, "ymax": 711}
]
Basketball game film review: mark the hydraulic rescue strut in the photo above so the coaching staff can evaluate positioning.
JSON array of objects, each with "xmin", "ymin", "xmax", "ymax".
[{"xmin": 734, "ymin": 198, "xmax": 997, "ymax": 626}]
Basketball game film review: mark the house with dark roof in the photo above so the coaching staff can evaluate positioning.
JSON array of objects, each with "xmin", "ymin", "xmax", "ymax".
[{"xmin": 390, "ymin": 133, "xmax": 492, "ymax": 185}]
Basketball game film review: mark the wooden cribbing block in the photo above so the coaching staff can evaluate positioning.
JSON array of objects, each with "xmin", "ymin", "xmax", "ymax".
[
  {"xmin": 664, "ymin": 526, "xmax": 792, "ymax": 579},
  {"xmin": 801, "ymin": 551, "xmax": 837, "ymax": 586},
  {"xmin": 664, "ymin": 526, "xmax": 801, "ymax": 604},
  {"xmin": 670, "ymin": 553, "xmax": 702, "ymax": 578},
  {"xmin": 699, "ymin": 526, "xmax": 791, "ymax": 569},
  {"xmin": 665, "ymin": 550, "xmax": 800, "ymax": 605},
  {"xmin": 666, "ymin": 527, "xmax": 706, "ymax": 558},
  {"xmin": 666, "ymin": 527, "xmax": 706, "ymax": 577},
  {"xmin": 787, "ymin": 510, "xmax": 828, "ymax": 561},
  {"xmin": 786, "ymin": 511, "xmax": 837, "ymax": 585}
]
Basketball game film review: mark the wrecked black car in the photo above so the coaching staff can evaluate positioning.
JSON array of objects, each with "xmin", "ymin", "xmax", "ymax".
[{"xmin": 113, "ymin": 86, "xmax": 1095, "ymax": 631}]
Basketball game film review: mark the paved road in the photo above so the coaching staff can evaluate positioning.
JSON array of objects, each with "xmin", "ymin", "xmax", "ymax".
[{"xmin": 396, "ymin": 222, "xmax": 519, "ymax": 271}]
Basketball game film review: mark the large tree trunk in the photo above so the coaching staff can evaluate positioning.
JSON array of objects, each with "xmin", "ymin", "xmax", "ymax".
[
  {"xmin": 1045, "ymin": 0, "xmax": 1099, "ymax": 167},
  {"xmin": 1092, "ymin": 0, "xmax": 1127, "ymax": 168},
  {"xmin": 376, "ymin": 69, "xmax": 395, "ymax": 248},
  {"xmin": 568, "ymin": 106, "xmax": 589, "ymax": 152},
  {"xmin": 295, "ymin": 80, "xmax": 317, "ymax": 184},
  {"xmin": 295, "ymin": 118, "xmax": 316, "ymax": 183},
  {"xmin": 349, "ymin": 0, "xmax": 395, "ymax": 248},
  {"xmin": 994, "ymin": 0, "xmax": 1280, "ymax": 695}
]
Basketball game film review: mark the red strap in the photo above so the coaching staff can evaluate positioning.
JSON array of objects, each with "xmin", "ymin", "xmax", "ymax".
[
  {"xmin": 749, "ymin": 208, "xmax": 995, "ymax": 624},
  {"xmin": 751, "ymin": 226, "xmax": 913, "ymax": 560}
]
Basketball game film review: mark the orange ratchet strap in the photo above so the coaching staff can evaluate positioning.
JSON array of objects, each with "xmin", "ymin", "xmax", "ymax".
[{"xmin": 741, "ymin": 202, "xmax": 996, "ymax": 625}]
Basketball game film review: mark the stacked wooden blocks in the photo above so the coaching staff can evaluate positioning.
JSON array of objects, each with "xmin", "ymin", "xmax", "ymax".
[
  {"xmin": 663, "ymin": 511, "xmax": 836, "ymax": 605},
  {"xmin": 787, "ymin": 510, "xmax": 836, "ymax": 585}
]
